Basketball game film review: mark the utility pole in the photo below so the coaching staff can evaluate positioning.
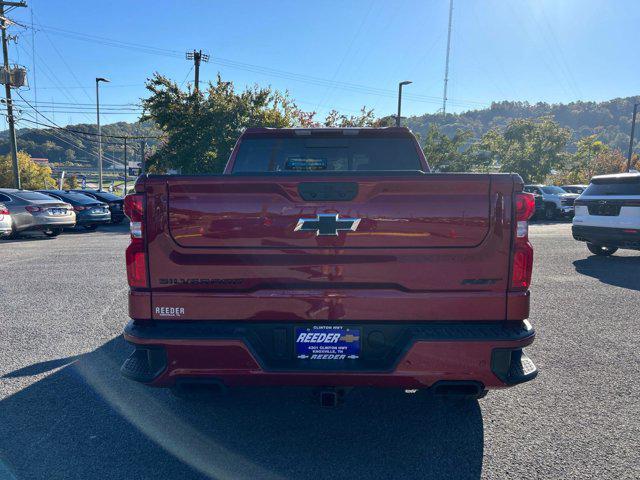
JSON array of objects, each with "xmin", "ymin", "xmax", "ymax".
[
  {"xmin": 30, "ymin": 6, "xmax": 36, "ymax": 127},
  {"xmin": 186, "ymin": 49, "xmax": 209, "ymax": 92},
  {"xmin": 0, "ymin": 1, "xmax": 27, "ymax": 189},
  {"xmin": 442, "ymin": 0, "xmax": 453, "ymax": 115},
  {"xmin": 139, "ymin": 140, "xmax": 146, "ymax": 174},
  {"xmin": 627, "ymin": 102, "xmax": 638, "ymax": 172},
  {"xmin": 123, "ymin": 137, "xmax": 127, "ymax": 195}
]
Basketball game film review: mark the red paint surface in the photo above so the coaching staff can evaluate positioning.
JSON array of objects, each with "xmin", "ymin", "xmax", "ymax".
[
  {"xmin": 124, "ymin": 331, "xmax": 534, "ymax": 389},
  {"xmin": 125, "ymin": 128, "xmax": 534, "ymax": 388}
]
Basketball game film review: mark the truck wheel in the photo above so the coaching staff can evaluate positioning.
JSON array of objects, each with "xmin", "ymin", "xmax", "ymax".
[
  {"xmin": 587, "ymin": 243, "xmax": 618, "ymax": 256},
  {"xmin": 544, "ymin": 204, "xmax": 557, "ymax": 220}
]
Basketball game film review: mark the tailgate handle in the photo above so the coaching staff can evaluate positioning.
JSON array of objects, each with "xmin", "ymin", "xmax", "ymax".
[{"xmin": 298, "ymin": 182, "xmax": 358, "ymax": 201}]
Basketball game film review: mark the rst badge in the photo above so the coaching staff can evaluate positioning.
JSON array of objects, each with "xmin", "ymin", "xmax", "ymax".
[
  {"xmin": 295, "ymin": 326, "xmax": 361, "ymax": 360},
  {"xmin": 294, "ymin": 213, "xmax": 361, "ymax": 236}
]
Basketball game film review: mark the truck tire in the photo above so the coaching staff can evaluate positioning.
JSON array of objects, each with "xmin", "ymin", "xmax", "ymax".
[
  {"xmin": 544, "ymin": 203, "xmax": 557, "ymax": 220},
  {"xmin": 587, "ymin": 243, "xmax": 618, "ymax": 256}
]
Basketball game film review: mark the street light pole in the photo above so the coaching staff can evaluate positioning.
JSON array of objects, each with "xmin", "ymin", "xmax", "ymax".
[
  {"xmin": 396, "ymin": 80, "xmax": 412, "ymax": 127},
  {"xmin": 95, "ymin": 77, "xmax": 110, "ymax": 191},
  {"xmin": 627, "ymin": 102, "xmax": 638, "ymax": 172}
]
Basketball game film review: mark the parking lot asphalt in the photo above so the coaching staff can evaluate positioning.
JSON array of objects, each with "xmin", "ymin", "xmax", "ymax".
[{"xmin": 0, "ymin": 222, "xmax": 638, "ymax": 480}]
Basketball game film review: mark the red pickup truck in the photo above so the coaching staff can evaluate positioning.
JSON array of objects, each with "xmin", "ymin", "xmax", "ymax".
[{"xmin": 121, "ymin": 127, "xmax": 537, "ymax": 403}]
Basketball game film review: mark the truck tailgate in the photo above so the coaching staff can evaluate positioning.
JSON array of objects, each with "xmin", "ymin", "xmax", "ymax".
[{"xmin": 143, "ymin": 173, "xmax": 518, "ymax": 321}]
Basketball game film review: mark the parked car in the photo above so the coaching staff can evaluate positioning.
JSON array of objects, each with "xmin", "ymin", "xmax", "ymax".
[
  {"xmin": 120, "ymin": 127, "xmax": 538, "ymax": 403},
  {"xmin": 0, "ymin": 203, "xmax": 12, "ymax": 237},
  {"xmin": 523, "ymin": 184, "xmax": 579, "ymax": 220},
  {"xmin": 0, "ymin": 188, "xmax": 76, "ymax": 237},
  {"xmin": 71, "ymin": 189, "xmax": 125, "ymax": 224},
  {"xmin": 531, "ymin": 192, "xmax": 545, "ymax": 219},
  {"xmin": 561, "ymin": 184, "xmax": 588, "ymax": 195},
  {"xmin": 572, "ymin": 172, "xmax": 640, "ymax": 256},
  {"xmin": 37, "ymin": 190, "xmax": 111, "ymax": 230}
]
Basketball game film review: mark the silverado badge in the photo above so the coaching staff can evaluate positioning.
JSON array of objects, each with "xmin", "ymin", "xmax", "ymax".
[{"xmin": 294, "ymin": 214, "xmax": 361, "ymax": 236}]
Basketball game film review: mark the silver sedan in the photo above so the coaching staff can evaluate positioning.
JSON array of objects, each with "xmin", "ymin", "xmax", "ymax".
[{"xmin": 0, "ymin": 189, "xmax": 76, "ymax": 237}]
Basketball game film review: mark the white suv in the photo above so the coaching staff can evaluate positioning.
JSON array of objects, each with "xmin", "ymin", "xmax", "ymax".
[{"xmin": 572, "ymin": 172, "xmax": 640, "ymax": 256}]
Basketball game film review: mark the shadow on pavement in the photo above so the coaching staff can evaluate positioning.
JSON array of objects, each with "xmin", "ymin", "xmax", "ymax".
[
  {"xmin": 0, "ymin": 336, "xmax": 484, "ymax": 480},
  {"xmin": 2, "ymin": 355, "xmax": 79, "ymax": 378},
  {"xmin": 573, "ymin": 255, "xmax": 640, "ymax": 291},
  {"xmin": 0, "ymin": 234, "xmax": 55, "ymax": 243},
  {"xmin": 65, "ymin": 223, "xmax": 129, "ymax": 235}
]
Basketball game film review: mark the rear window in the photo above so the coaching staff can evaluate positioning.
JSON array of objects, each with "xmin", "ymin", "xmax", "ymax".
[
  {"xmin": 14, "ymin": 191, "xmax": 59, "ymax": 201},
  {"xmin": 44, "ymin": 192, "xmax": 100, "ymax": 204},
  {"xmin": 232, "ymin": 137, "xmax": 423, "ymax": 173},
  {"xmin": 583, "ymin": 179, "xmax": 640, "ymax": 196}
]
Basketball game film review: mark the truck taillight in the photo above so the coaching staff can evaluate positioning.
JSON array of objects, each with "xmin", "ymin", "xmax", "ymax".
[
  {"xmin": 124, "ymin": 193, "xmax": 147, "ymax": 288},
  {"xmin": 511, "ymin": 192, "xmax": 535, "ymax": 291}
]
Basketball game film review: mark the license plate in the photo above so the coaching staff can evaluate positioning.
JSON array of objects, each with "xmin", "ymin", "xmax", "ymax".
[
  {"xmin": 91, "ymin": 208, "xmax": 103, "ymax": 214},
  {"xmin": 49, "ymin": 208, "xmax": 64, "ymax": 215},
  {"xmin": 295, "ymin": 326, "xmax": 360, "ymax": 360}
]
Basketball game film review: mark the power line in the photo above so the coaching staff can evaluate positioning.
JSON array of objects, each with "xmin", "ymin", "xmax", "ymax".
[
  {"xmin": 15, "ymin": 91, "xmax": 161, "ymax": 141},
  {"xmin": 24, "ymin": 21, "xmax": 489, "ymax": 110}
]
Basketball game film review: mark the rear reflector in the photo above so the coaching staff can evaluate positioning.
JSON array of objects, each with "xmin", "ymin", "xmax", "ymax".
[
  {"xmin": 126, "ymin": 240, "xmax": 147, "ymax": 288},
  {"xmin": 123, "ymin": 193, "xmax": 147, "ymax": 288},
  {"xmin": 511, "ymin": 244, "xmax": 534, "ymax": 289},
  {"xmin": 511, "ymin": 192, "xmax": 534, "ymax": 291}
]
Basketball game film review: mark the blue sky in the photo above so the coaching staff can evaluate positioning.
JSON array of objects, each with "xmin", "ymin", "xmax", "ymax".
[{"xmin": 5, "ymin": 0, "xmax": 640, "ymax": 128}]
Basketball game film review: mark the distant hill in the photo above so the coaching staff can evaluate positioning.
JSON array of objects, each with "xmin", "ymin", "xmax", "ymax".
[
  {"xmin": 0, "ymin": 121, "xmax": 161, "ymax": 167},
  {"xmin": 2, "ymin": 95, "xmax": 638, "ymax": 165},
  {"xmin": 406, "ymin": 95, "xmax": 640, "ymax": 152}
]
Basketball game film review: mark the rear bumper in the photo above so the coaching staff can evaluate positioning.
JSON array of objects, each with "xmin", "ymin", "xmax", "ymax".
[
  {"xmin": 122, "ymin": 320, "xmax": 537, "ymax": 390},
  {"xmin": 572, "ymin": 225, "xmax": 640, "ymax": 249},
  {"xmin": 560, "ymin": 205, "xmax": 574, "ymax": 216},
  {"xmin": 76, "ymin": 213, "xmax": 111, "ymax": 225},
  {"xmin": 20, "ymin": 216, "xmax": 76, "ymax": 231}
]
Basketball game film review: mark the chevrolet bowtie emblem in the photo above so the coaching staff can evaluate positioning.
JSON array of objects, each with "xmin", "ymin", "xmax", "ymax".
[{"xmin": 294, "ymin": 214, "xmax": 361, "ymax": 236}]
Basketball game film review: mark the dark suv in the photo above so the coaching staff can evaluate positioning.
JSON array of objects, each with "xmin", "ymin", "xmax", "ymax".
[{"xmin": 71, "ymin": 190, "xmax": 125, "ymax": 224}]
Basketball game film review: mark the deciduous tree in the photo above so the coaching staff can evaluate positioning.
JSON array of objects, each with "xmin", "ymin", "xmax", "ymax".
[
  {"xmin": 477, "ymin": 118, "xmax": 571, "ymax": 183},
  {"xmin": 0, "ymin": 151, "xmax": 53, "ymax": 189},
  {"xmin": 142, "ymin": 74, "xmax": 313, "ymax": 173}
]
